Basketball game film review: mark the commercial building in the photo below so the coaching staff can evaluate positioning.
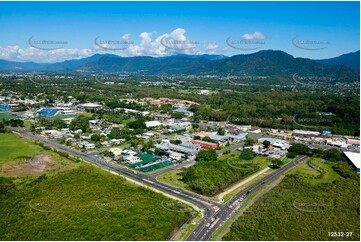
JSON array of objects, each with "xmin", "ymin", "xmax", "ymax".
[
  {"xmin": 293, "ymin": 129, "xmax": 320, "ymax": 138},
  {"xmin": 191, "ymin": 139, "xmax": 218, "ymax": 149}
]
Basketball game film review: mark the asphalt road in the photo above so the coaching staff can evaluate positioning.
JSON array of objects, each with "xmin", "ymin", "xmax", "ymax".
[
  {"xmin": 13, "ymin": 129, "xmax": 221, "ymax": 217},
  {"xmin": 186, "ymin": 155, "xmax": 308, "ymax": 241},
  {"xmin": 14, "ymin": 129, "xmax": 307, "ymax": 241}
]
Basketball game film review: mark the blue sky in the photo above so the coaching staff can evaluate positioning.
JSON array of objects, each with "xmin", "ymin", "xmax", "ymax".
[{"xmin": 0, "ymin": 1, "xmax": 359, "ymax": 62}]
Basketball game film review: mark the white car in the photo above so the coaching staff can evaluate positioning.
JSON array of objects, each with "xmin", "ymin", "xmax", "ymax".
[{"xmin": 205, "ymin": 223, "xmax": 210, "ymax": 227}]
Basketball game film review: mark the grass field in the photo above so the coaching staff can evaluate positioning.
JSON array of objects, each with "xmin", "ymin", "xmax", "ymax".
[
  {"xmin": 0, "ymin": 112, "xmax": 17, "ymax": 120},
  {"xmin": 223, "ymin": 158, "xmax": 360, "ymax": 241},
  {"xmin": 0, "ymin": 133, "xmax": 192, "ymax": 240},
  {"xmin": 0, "ymin": 133, "xmax": 43, "ymax": 164}
]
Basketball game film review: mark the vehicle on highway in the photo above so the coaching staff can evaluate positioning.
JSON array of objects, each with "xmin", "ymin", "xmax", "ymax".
[
  {"xmin": 205, "ymin": 223, "xmax": 210, "ymax": 227},
  {"xmin": 246, "ymin": 190, "xmax": 251, "ymax": 195}
]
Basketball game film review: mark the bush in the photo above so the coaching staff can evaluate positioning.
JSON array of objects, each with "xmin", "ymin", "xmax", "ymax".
[
  {"xmin": 286, "ymin": 152, "xmax": 297, "ymax": 158},
  {"xmin": 239, "ymin": 149, "xmax": 256, "ymax": 160}
]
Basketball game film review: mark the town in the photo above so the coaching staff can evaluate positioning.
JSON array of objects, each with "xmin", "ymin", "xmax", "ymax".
[{"xmin": 1, "ymin": 94, "xmax": 360, "ymax": 174}]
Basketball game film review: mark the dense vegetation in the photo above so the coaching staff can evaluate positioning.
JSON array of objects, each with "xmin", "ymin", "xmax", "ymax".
[
  {"xmin": 1, "ymin": 70, "xmax": 359, "ymax": 135},
  {"xmin": 0, "ymin": 134, "xmax": 191, "ymax": 240},
  {"xmin": 180, "ymin": 151, "xmax": 261, "ymax": 196},
  {"xmin": 223, "ymin": 160, "xmax": 360, "ymax": 241},
  {"xmin": 0, "ymin": 165, "xmax": 191, "ymax": 240}
]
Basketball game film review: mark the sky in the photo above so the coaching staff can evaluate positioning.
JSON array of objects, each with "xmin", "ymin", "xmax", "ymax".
[{"xmin": 0, "ymin": 1, "xmax": 359, "ymax": 63}]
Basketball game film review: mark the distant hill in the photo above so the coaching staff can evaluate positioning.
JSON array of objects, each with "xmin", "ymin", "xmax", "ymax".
[
  {"xmin": 315, "ymin": 51, "xmax": 360, "ymax": 71},
  {"xmin": 0, "ymin": 59, "xmax": 44, "ymax": 71},
  {"xmin": 0, "ymin": 51, "xmax": 358, "ymax": 82}
]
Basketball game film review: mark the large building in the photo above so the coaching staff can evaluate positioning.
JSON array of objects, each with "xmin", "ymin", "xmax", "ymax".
[
  {"xmin": 191, "ymin": 139, "xmax": 218, "ymax": 149},
  {"xmin": 293, "ymin": 129, "xmax": 320, "ymax": 138}
]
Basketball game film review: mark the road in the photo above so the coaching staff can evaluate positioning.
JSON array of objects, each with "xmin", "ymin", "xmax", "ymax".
[
  {"xmin": 14, "ymin": 129, "xmax": 307, "ymax": 241},
  {"xmin": 186, "ymin": 155, "xmax": 308, "ymax": 241},
  {"xmin": 13, "ymin": 129, "xmax": 221, "ymax": 218}
]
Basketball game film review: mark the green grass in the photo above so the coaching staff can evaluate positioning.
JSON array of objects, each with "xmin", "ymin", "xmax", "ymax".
[
  {"xmin": 0, "ymin": 133, "xmax": 43, "ymax": 164},
  {"xmin": 223, "ymin": 159, "xmax": 360, "ymax": 241},
  {"xmin": 157, "ymin": 170, "xmax": 190, "ymax": 191},
  {"xmin": 288, "ymin": 157, "xmax": 339, "ymax": 184},
  {"xmin": 0, "ymin": 113, "xmax": 16, "ymax": 121}
]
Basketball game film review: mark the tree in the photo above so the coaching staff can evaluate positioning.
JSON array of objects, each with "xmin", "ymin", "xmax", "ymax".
[
  {"xmin": 103, "ymin": 150, "xmax": 115, "ymax": 158},
  {"xmin": 143, "ymin": 139, "xmax": 154, "ymax": 151},
  {"xmin": 245, "ymin": 135, "xmax": 257, "ymax": 146},
  {"xmin": 193, "ymin": 135, "xmax": 201, "ymax": 140},
  {"xmin": 217, "ymin": 128, "xmax": 225, "ymax": 135},
  {"xmin": 127, "ymin": 119, "xmax": 146, "ymax": 130},
  {"xmin": 196, "ymin": 149, "xmax": 218, "ymax": 162},
  {"xmin": 262, "ymin": 140, "xmax": 271, "ymax": 148},
  {"xmin": 0, "ymin": 122, "xmax": 5, "ymax": 133},
  {"xmin": 239, "ymin": 149, "xmax": 256, "ymax": 160},
  {"xmin": 170, "ymin": 139, "xmax": 182, "ymax": 145},
  {"xmin": 202, "ymin": 136, "xmax": 215, "ymax": 143},
  {"xmin": 322, "ymin": 148, "xmax": 342, "ymax": 162},
  {"xmin": 91, "ymin": 133, "xmax": 102, "ymax": 142},
  {"xmin": 69, "ymin": 115, "xmax": 90, "ymax": 133},
  {"xmin": 288, "ymin": 143, "xmax": 310, "ymax": 155},
  {"xmin": 108, "ymin": 127, "xmax": 121, "ymax": 139},
  {"xmin": 286, "ymin": 152, "xmax": 297, "ymax": 158},
  {"xmin": 271, "ymin": 159, "xmax": 283, "ymax": 168}
]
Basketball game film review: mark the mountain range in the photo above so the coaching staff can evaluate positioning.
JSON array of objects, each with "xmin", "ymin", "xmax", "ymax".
[{"xmin": 0, "ymin": 50, "xmax": 359, "ymax": 81}]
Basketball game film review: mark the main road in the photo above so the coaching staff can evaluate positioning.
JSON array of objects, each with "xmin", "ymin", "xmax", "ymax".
[
  {"xmin": 186, "ymin": 155, "xmax": 308, "ymax": 241},
  {"xmin": 14, "ymin": 129, "xmax": 307, "ymax": 241},
  {"xmin": 13, "ymin": 129, "xmax": 221, "ymax": 218}
]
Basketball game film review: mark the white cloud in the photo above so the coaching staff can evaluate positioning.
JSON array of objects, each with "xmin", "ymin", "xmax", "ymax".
[
  {"xmin": 242, "ymin": 32, "xmax": 265, "ymax": 40},
  {"xmin": 0, "ymin": 28, "xmax": 220, "ymax": 62},
  {"xmin": 122, "ymin": 33, "xmax": 131, "ymax": 40},
  {"xmin": 205, "ymin": 43, "xmax": 218, "ymax": 51}
]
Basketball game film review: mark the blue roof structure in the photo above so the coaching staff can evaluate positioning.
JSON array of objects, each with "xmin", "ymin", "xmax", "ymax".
[
  {"xmin": 0, "ymin": 104, "xmax": 10, "ymax": 111},
  {"xmin": 37, "ymin": 108, "xmax": 58, "ymax": 116}
]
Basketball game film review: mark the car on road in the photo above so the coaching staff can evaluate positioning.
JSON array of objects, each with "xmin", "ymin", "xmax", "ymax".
[
  {"xmin": 246, "ymin": 190, "xmax": 251, "ymax": 195},
  {"xmin": 205, "ymin": 223, "xmax": 210, "ymax": 227}
]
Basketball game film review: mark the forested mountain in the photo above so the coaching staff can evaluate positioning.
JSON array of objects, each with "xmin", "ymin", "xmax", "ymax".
[
  {"xmin": 0, "ymin": 50, "xmax": 359, "ymax": 81},
  {"xmin": 316, "ymin": 50, "xmax": 360, "ymax": 71}
]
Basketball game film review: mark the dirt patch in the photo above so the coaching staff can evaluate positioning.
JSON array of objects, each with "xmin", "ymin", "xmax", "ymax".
[{"xmin": 1, "ymin": 152, "xmax": 72, "ymax": 177}]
